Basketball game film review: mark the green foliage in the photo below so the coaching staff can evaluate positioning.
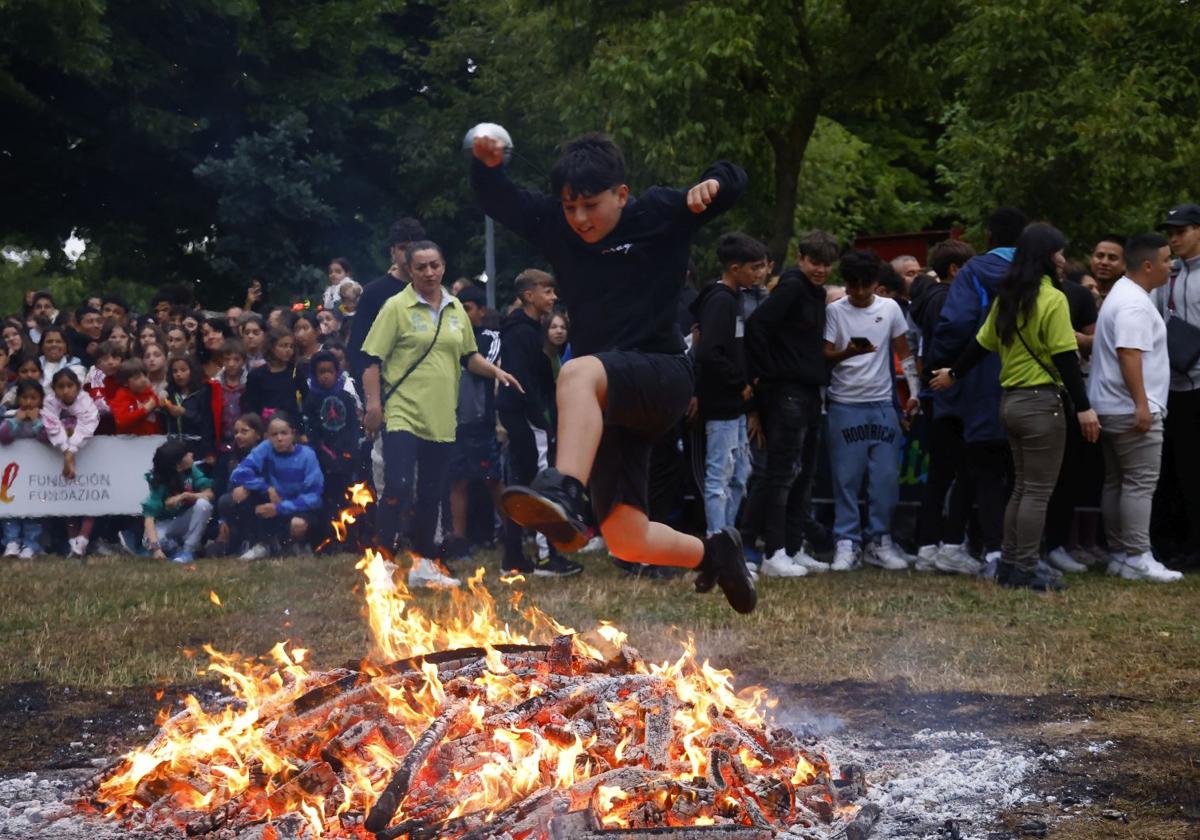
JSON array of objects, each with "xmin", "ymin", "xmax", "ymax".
[
  {"xmin": 0, "ymin": 245, "xmax": 154, "ymax": 317},
  {"xmin": 939, "ymin": 0, "xmax": 1200, "ymax": 250}
]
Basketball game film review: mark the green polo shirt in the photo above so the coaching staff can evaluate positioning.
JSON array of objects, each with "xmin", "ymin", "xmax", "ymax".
[
  {"xmin": 976, "ymin": 276, "xmax": 1078, "ymax": 388},
  {"xmin": 361, "ymin": 285, "xmax": 477, "ymax": 441}
]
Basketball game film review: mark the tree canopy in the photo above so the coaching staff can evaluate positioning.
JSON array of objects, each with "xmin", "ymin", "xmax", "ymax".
[{"xmin": 1, "ymin": 0, "xmax": 1198, "ymax": 308}]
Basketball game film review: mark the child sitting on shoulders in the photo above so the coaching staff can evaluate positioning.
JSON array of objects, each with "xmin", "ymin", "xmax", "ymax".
[
  {"xmin": 111, "ymin": 358, "xmax": 163, "ymax": 435},
  {"xmin": 223, "ymin": 412, "xmax": 323, "ymax": 560},
  {"xmin": 140, "ymin": 439, "xmax": 215, "ymax": 564},
  {"xmin": 1, "ymin": 380, "xmax": 50, "ymax": 558}
]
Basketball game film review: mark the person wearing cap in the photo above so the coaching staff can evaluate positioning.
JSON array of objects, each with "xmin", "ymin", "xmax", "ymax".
[{"xmin": 1150, "ymin": 203, "xmax": 1200, "ymax": 565}]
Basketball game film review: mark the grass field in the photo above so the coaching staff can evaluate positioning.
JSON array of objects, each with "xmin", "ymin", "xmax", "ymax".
[{"xmin": 0, "ymin": 549, "xmax": 1197, "ymax": 837}]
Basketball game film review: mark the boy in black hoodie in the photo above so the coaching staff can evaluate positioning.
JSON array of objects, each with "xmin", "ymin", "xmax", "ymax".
[
  {"xmin": 471, "ymin": 130, "xmax": 755, "ymax": 613},
  {"xmin": 691, "ymin": 233, "xmax": 767, "ymax": 542},
  {"xmin": 497, "ymin": 270, "xmax": 581, "ymax": 576}
]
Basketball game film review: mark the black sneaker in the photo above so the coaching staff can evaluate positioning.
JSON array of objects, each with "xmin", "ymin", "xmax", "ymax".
[
  {"xmin": 696, "ymin": 528, "xmax": 757, "ymax": 614},
  {"xmin": 501, "ymin": 555, "xmax": 535, "ymax": 575},
  {"xmin": 533, "ymin": 554, "xmax": 584, "ymax": 578},
  {"xmin": 998, "ymin": 562, "xmax": 1066, "ymax": 592},
  {"xmin": 501, "ymin": 468, "xmax": 592, "ymax": 552}
]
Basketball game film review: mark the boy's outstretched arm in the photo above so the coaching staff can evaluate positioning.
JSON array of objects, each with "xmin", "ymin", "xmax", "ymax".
[
  {"xmin": 682, "ymin": 161, "xmax": 747, "ymax": 227},
  {"xmin": 470, "ymin": 137, "xmax": 557, "ymax": 244}
]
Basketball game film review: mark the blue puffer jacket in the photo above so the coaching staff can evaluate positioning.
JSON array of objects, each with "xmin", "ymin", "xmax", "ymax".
[
  {"xmin": 228, "ymin": 441, "xmax": 324, "ymax": 515},
  {"xmin": 928, "ymin": 248, "xmax": 1014, "ymax": 443}
]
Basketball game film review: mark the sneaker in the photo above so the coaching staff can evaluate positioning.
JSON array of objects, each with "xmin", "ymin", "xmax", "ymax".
[
  {"xmin": 533, "ymin": 554, "xmax": 584, "ymax": 578},
  {"xmin": 760, "ymin": 549, "xmax": 808, "ymax": 578},
  {"xmin": 695, "ymin": 528, "xmax": 756, "ymax": 614},
  {"xmin": 91, "ymin": 538, "xmax": 119, "ymax": 557},
  {"xmin": 998, "ymin": 562, "xmax": 1065, "ymax": 592},
  {"xmin": 747, "ymin": 564, "xmax": 759, "ymax": 583},
  {"xmin": 407, "ymin": 556, "xmax": 462, "ymax": 588},
  {"xmin": 1036, "ymin": 560, "xmax": 1063, "ymax": 581},
  {"xmin": 67, "ymin": 536, "xmax": 89, "ymax": 557},
  {"xmin": 864, "ymin": 536, "xmax": 909, "ymax": 571},
  {"xmin": 743, "ymin": 545, "xmax": 763, "ymax": 567},
  {"xmin": 914, "ymin": 545, "xmax": 939, "ymax": 572},
  {"xmin": 239, "ymin": 543, "xmax": 269, "ymax": 561},
  {"xmin": 17, "ymin": 546, "xmax": 35, "ymax": 560},
  {"xmin": 118, "ymin": 528, "xmax": 147, "ymax": 557},
  {"xmin": 580, "ymin": 536, "xmax": 607, "ymax": 554},
  {"xmin": 500, "ymin": 468, "xmax": 592, "ymax": 552},
  {"xmin": 3, "ymin": 542, "xmax": 19, "ymax": 558},
  {"xmin": 934, "ymin": 543, "xmax": 983, "ymax": 576},
  {"xmin": 1046, "ymin": 547, "xmax": 1088, "ymax": 573},
  {"xmin": 501, "ymin": 555, "xmax": 535, "ymax": 575},
  {"xmin": 170, "ymin": 550, "xmax": 195, "ymax": 564},
  {"xmin": 831, "ymin": 540, "xmax": 860, "ymax": 572},
  {"xmin": 980, "ymin": 551, "xmax": 1000, "ymax": 581},
  {"xmin": 790, "ymin": 548, "xmax": 830, "ymax": 573},
  {"xmin": 1112, "ymin": 552, "xmax": 1183, "ymax": 582}
]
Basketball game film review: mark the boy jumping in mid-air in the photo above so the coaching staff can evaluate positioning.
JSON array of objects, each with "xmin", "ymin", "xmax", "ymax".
[{"xmin": 471, "ymin": 131, "xmax": 756, "ymax": 613}]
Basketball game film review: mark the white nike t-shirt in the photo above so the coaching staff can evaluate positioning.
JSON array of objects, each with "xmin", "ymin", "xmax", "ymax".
[
  {"xmin": 1088, "ymin": 276, "xmax": 1169, "ymax": 415},
  {"xmin": 824, "ymin": 295, "xmax": 907, "ymax": 403}
]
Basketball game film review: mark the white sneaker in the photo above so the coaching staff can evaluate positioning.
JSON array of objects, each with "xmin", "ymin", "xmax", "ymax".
[
  {"xmin": 407, "ymin": 557, "xmax": 462, "ymax": 589},
  {"xmin": 1046, "ymin": 547, "xmax": 1088, "ymax": 573},
  {"xmin": 239, "ymin": 543, "xmax": 269, "ymax": 561},
  {"xmin": 3, "ymin": 542, "xmax": 19, "ymax": 558},
  {"xmin": 865, "ymin": 536, "xmax": 909, "ymax": 571},
  {"xmin": 914, "ymin": 545, "xmax": 939, "ymax": 572},
  {"xmin": 68, "ymin": 536, "xmax": 89, "ymax": 557},
  {"xmin": 18, "ymin": 546, "xmax": 35, "ymax": 560},
  {"xmin": 935, "ymin": 543, "xmax": 983, "ymax": 575},
  {"xmin": 761, "ymin": 549, "xmax": 808, "ymax": 578},
  {"xmin": 580, "ymin": 536, "xmax": 607, "ymax": 554},
  {"xmin": 980, "ymin": 551, "xmax": 1000, "ymax": 580},
  {"xmin": 791, "ymin": 548, "xmax": 830, "ymax": 573},
  {"xmin": 831, "ymin": 540, "xmax": 860, "ymax": 572},
  {"xmin": 1113, "ymin": 552, "xmax": 1182, "ymax": 582},
  {"xmin": 747, "ymin": 564, "xmax": 760, "ymax": 583}
]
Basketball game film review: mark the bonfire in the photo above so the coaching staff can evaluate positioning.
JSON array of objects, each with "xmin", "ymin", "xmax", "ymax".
[{"xmin": 77, "ymin": 486, "xmax": 878, "ymax": 839}]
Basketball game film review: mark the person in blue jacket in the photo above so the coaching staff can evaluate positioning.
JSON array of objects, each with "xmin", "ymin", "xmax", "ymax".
[
  {"xmin": 224, "ymin": 412, "xmax": 324, "ymax": 559},
  {"xmin": 928, "ymin": 207, "xmax": 1026, "ymax": 577}
]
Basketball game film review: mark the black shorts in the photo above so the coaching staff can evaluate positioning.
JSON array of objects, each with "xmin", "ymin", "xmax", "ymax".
[
  {"xmin": 590, "ymin": 351, "xmax": 693, "ymax": 523},
  {"xmin": 450, "ymin": 424, "xmax": 501, "ymax": 482}
]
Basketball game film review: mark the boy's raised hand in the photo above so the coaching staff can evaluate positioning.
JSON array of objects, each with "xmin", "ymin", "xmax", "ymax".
[
  {"xmin": 686, "ymin": 179, "xmax": 721, "ymax": 213},
  {"xmin": 472, "ymin": 135, "xmax": 506, "ymax": 168}
]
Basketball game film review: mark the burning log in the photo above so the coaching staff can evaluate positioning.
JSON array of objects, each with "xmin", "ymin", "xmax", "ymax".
[
  {"xmin": 364, "ymin": 699, "xmax": 468, "ymax": 833},
  {"xmin": 844, "ymin": 802, "xmax": 882, "ymax": 840}
]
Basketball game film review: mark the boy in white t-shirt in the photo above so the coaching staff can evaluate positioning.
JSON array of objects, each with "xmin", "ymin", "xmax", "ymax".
[
  {"xmin": 1088, "ymin": 233, "xmax": 1182, "ymax": 582},
  {"xmin": 822, "ymin": 250, "xmax": 921, "ymax": 571}
]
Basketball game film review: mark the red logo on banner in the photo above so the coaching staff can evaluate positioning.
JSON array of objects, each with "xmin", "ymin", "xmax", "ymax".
[{"xmin": 0, "ymin": 462, "xmax": 17, "ymax": 503}]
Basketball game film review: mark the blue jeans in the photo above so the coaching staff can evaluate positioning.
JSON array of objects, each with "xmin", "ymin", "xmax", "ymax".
[
  {"xmin": 703, "ymin": 416, "xmax": 750, "ymax": 535},
  {"xmin": 826, "ymin": 400, "xmax": 902, "ymax": 545},
  {"xmin": 3, "ymin": 518, "xmax": 43, "ymax": 549}
]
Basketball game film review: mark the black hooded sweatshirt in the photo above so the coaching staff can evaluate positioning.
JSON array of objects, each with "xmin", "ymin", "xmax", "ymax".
[
  {"xmin": 690, "ymin": 280, "xmax": 747, "ymax": 421},
  {"xmin": 744, "ymin": 267, "xmax": 828, "ymax": 388},
  {"xmin": 497, "ymin": 308, "xmax": 555, "ymax": 431}
]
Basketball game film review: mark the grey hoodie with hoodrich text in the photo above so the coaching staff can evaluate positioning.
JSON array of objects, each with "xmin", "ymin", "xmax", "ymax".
[{"xmin": 1151, "ymin": 253, "xmax": 1200, "ymax": 391}]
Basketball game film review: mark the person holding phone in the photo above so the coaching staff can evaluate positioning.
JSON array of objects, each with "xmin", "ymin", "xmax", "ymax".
[{"xmin": 822, "ymin": 250, "xmax": 922, "ymax": 573}]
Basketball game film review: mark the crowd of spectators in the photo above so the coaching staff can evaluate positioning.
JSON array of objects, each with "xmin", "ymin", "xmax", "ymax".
[{"xmin": 2, "ymin": 200, "xmax": 1196, "ymax": 592}]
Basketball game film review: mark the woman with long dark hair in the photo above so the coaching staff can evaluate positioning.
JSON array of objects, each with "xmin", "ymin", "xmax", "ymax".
[{"xmin": 932, "ymin": 223, "xmax": 1100, "ymax": 591}]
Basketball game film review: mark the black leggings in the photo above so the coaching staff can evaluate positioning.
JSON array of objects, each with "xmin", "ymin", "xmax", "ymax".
[
  {"xmin": 380, "ymin": 430, "xmax": 453, "ymax": 556},
  {"xmin": 218, "ymin": 490, "xmax": 312, "ymax": 547}
]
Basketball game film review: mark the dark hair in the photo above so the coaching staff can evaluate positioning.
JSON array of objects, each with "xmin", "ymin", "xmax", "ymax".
[
  {"xmin": 167, "ymin": 353, "xmax": 205, "ymax": 396},
  {"xmin": 16, "ymin": 356, "xmax": 42, "ymax": 375},
  {"xmin": 551, "ymin": 132, "xmax": 626, "ymax": 199},
  {"xmin": 31, "ymin": 291, "xmax": 54, "ymax": 307},
  {"xmin": 876, "ymin": 262, "xmax": 904, "ymax": 296},
  {"xmin": 515, "ymin": 268, "xmax": 555, "ymax": 302},
  {"xmin": 1125, "ymin": 233, "xmax": 1169, "ymax": 273},
  {"xmin": 101, "ymin": 293, "xmax": 129, "ymax": 313},
  {"xmin": 1062, "ymin": 260, "xmax": 1092, "ymax": 286},
  {"xmin": 74, "ymin": 305, "xmax": 101, "ymax": 323},
  {"xmin": 50, "ymin": 367, "xmax": 81, "ymax": 388},
  {"xmin": 796, "ymin": 230, "xmax": 841, "ymax": 265},
  {"xmin": 310, "ymin": 349, "xmax": 339, "ymax": 374},
  {"xmin": 330, "ymin": 257, "xmax": 353, "ymax": 276},
  {"xmin": 293, "ymin": 310, "xmax": 319, "ymax": 335},
  {"xmin": 716, "ymin": 232, "xmax": 768, "ymax": 268},
  {"xmin": 322, "ymin": 335, "xmax": 346, "ymax": 353},
  {"xmin": 149, "ymin": 439, "xmax": 191, "ymax": 494},
  {"xmin": 264, "ymin": 327, "xmax": 294, "ymax": 366},
  {"xmin": 387, "ymin": 217, "xmax": 426, "ymax": 250},
  {"xmin": 404, "ymin": 240, "xmax": 443, "ymax": 265},
  {"xmin": 117, "ymin": 357, "xmax": 147, "ymax": 384},
  {"xmin": 94, "ymin": 340, "xmax": 123, "ymax": 360},
  {"xmin": 195, "ymin": 316, "xmax": 231, "ymax": 366},
  {"xmin": 839, "ymin": 250, "xmax": 883, "ymax": 287},
  {"xmin": 234, "ymin": 412, "xmax": 265, "ymax": 438},
  {"xmin": 38, "ymin": 325, "xmax": 69, "ymax": 354},
  {"xmin": 15, "ymin": 379, "xmax": 44, "ymax": 402},
  {"xmin": 220, "ymin": 338, "xmax": 246, "ymax": 360},
  {"xmin": 542, "ymin": 309, "xmax": 569, "ymax": 345},
  {"xmin": 164, "ymin": 323, "xmax": 190, "ymax": 347},
  {"xmin": 237, "ymin": 311, "xmax": 265, "ymax": 331},
  {"xmin": 457, "ymin": 285, "xmax": 487, "ymax": 308},
  {"xmin": 133, "ymin": 321, "xmax": 166, "ymax": 357},
  {"xmin": 986, "ymin": 207, "xmax": 1028, "ymax": 248},
  {"xmin": 994, "ymin": 222, "xmax": 1067, "ymax": 345},
  {"xmin": 1096, "ymin": 234, "xmax": 1126, "ymax": 252},
  {"xmin": 99, "ymin": 320, "xmax": 130, "ymax": 348},
  {"xmin": 928, "ymin": 238, "xmax": 976, "ymax": 282},
  {"xmin": 266, "ymin": 410, "xmax": 297, "ymax": 432}
]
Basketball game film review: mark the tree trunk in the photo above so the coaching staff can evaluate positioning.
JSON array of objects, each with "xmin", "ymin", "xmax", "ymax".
[{"xmin": 766, "ymin": 100, "xmax": 821, "ymax": 268}]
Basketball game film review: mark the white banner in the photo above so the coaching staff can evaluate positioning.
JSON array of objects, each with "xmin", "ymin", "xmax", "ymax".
[{"xmin": 0, "ymin": 435, "xmax": 165, "ymax": 517}]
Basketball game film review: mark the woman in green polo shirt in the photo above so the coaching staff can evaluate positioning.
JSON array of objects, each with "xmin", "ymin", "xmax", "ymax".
[
  {"xmin": 361, "ymin": 240, "xmax": 521, "ymax": 579},
  {"xmin": 932, "ymin": 223, "xmax": 1100, "ymax": 592}
]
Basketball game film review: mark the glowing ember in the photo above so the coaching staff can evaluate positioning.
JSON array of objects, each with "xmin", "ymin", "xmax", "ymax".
[{"xmin": 79, "ymin": 485, "xmax": 868, "ymax": 838}]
